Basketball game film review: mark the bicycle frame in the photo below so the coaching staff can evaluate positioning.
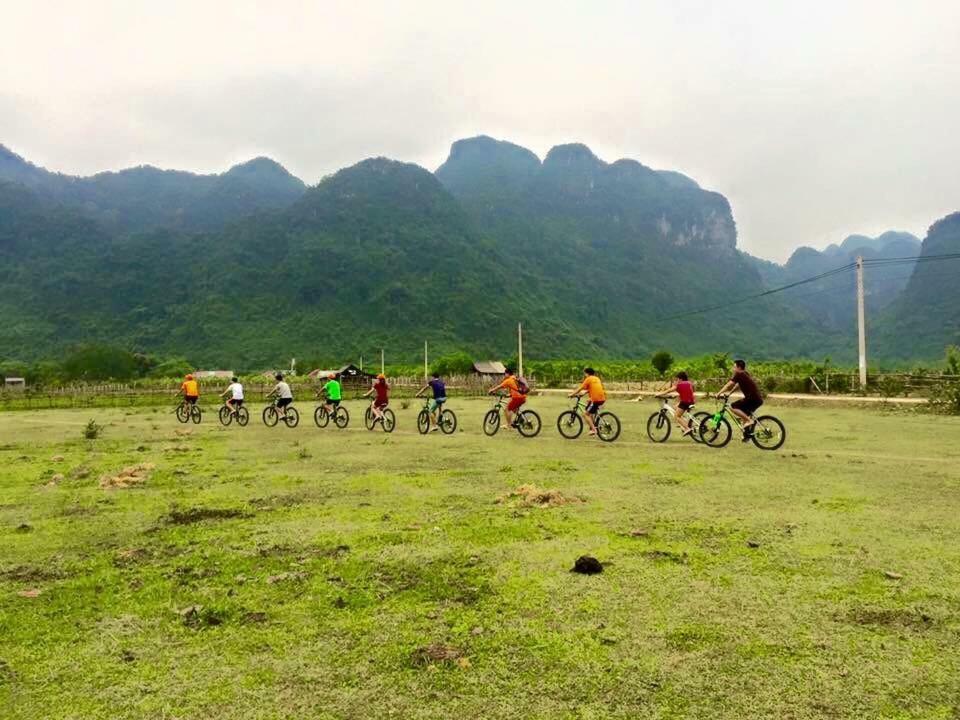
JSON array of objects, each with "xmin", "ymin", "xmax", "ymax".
[{"xmin": 708, "ymin": 397, "xmax": 746, "ymax": 430}]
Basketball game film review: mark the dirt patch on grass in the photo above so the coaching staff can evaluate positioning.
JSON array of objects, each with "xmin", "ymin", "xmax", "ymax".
[
  {"xmin": 369, "ymin": 555, "xmax": 492, "ymax": 605},
  {"xmin": 496, "ymin": 484, "xmax": 584, "ymax": 508},
  {"xmin": 0, "ymin": 564, "xmax": 67, "ymax": 582},
  {"xmin": 843, "ymin": 606, "xmax": 935, "ymax": 630},
  {"xmin": 99, "ymin": 463, "xmax": 155, "ymax": 489},
  {"xmin": 113, "ymin": 548, "xmax": 151, "ymax": 566},
  {"xmin": 641, "ymin": 549, "xmax": 689, "ymax": 565},
  {"xmin": 410, "ymin": 643, "xmax": 466, "ymax": 666},
  {"xmin": 164, "ymin": 506, "xmax": 251, "ymax": 525}
]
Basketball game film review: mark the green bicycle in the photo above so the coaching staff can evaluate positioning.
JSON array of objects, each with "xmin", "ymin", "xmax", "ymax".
[{"xmin": 698, "ymin": 395, "xmax": 786, "ymax": 450}]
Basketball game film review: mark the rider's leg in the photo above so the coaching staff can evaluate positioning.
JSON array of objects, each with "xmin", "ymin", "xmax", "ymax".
[
  {"xmin": 585, "ymin": 406, "xmax": 598, "ymax": 433},
  {"xmin": 676, "ymin": 406, "xmax": 689, "ymax": 431}
]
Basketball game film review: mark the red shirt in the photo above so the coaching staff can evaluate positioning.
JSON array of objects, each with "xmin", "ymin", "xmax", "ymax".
[
  {"xmin": 677, "ymin": 380, "xmax": 695, "ymax": 404},
  {"xmin": 374, "ymin": 380, "xmax": 389, "ymax": 404}
]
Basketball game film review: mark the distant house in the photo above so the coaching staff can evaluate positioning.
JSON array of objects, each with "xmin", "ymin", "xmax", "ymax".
[
  {"xmin": 193, "ymin": 370, "xmax": 233, "ymax": 379},
  {"xmin": 308, "ymin": 363, "xmax": 375, "ymax": 385},
  {"xmin": 3, "ymin": 377, "xmax": 26, "ymax": 391},
  {"xmin": 472, "ymin": 361, "xmax": 507, "ymax": 378}
]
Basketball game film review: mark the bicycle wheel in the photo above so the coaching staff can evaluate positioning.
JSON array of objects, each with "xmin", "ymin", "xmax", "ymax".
[
  {"xmin": 483, "ymin": 409, "xmax": 500, "ymax": 436},
  {"xmin": 557, "ymin": 411, "xmax": 583, "ymax": 439},
  {"xmin": 699, "ymin": 415, "xmax": 732, "ymax": 448},
  {"xmin": 283, "ymin": 407, "xmax": 300, "ymax": 428},
  {"xmin": 219, "ymin": 406, "xmax": 233, "ymax": 426},
  {"xmin": 417, "ymin": 409, "xmax": 430, "ymax": 434},
  {"xmin": 751, "ymin": 415, "xmax": 786, "ymax": 451},
  {"xmin": 646, "ymin": 412, "xmax": 671, "ymax": 443},
  {"xmin": 263, "ymin": 406, "xmax": 279, "ymax": 427},
  {"xmin": 516, "ymin": 409, "xmax": 542, "ymax": 438},
  {"xmin": 334, "ymin": 406, "xmax": 350, "ymax": 429},
  {"xmin": 382, "ymin": 408, "xmax": 396, "ymax": 433},
  {"xmin": 596, "ymin": 412, "xmax": 621, "ymax": 442},
  {"xmin": 439, "ymin": 409, "xmax": 457, "ymax": 435},
  {"xmin": 236, "ymin": 406, "xmax": 250, "ymax": 427},
  {"xmin": 690, "ymin": 411, "xmax": 710, "ymax": 443},
  {"xmin": 364, "ymin": 407, "xmax": 375, "ymax": 431},
  {"xmin": 176, "ymin": 403, "xmax": 189, "ymax": 423},
  {"xmin": 314, "ymin": 406, "xmax": 329, "ymax": 428},
  {"xmin": 191, "ymin": 405, "xmax": 202, "ymax": 424}
]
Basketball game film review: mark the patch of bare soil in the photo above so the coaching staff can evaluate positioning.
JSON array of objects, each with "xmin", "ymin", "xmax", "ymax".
[
  {"xmin": 496, "ymin": 484, "xmax": 583, "ymax": 508},
  {"xmin": 0, "ymin": 565, "xmax": 67, "ymax": 582},
  {"xmin": 641, "ymin": 549, "xmax": 689, "ymax": 565},
  {"xmin": 99, "ymin": 463, "xmax": 155, "ymax": 489},
  {"xmin": 410, "ymin": 643, "xmax": 468, "ymax": 667},
  {"xmin": 165, "ymin": 506, "xmax": 250, "ymax": 525},
  {"xmin": 843, "ymin": 606, "xmax": 934, "ymax": 629}
]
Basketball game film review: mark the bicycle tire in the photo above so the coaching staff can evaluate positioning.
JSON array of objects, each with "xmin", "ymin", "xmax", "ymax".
[
  {"xmin": 191, "ymin": 405, "xmax": 202, "ymax": 425},
  {"xmin": 334, "ymin": 406, "xmax": 349, "ymax": 429},
  {"xmin": 690, "ymin": 411, "xmax": 710, "ymax": 443},
  {"xmin": 516, "ymin": 409, "xmax": 541, "ymax": 438},
  {"xmin": 283, "ymin": 407, "xmax": 300, "ymax": 428},
  {"xmin": 596, "ymin": 412, "xmax": 621, "ymax": 442},
  {"xmin": 439, "ymin": 409, "xmax": 457, "ymax": 435},
  {"xmin": 557, "ymin": 411, "xmax": 583, "ymax": 439},
  {"xmin": 364, "ymin": 407, "xmax": 375, "ymax": 431},
  {"xmin": 382, "ymin": 408, "xmax": 396, "ymax": 433},
  {"xmin": 176, "ymin": 403, "xmax": 189, "ymax": 423},
  {"xmin": 646, "ymin": 412, "xmax": 671, "ymax": 443},
  {"xmin": 219, "ymin": 406, "xmax": 232, "ymax": 426},
  {"xmin": 263, "ymin": 406, "xmax": 279, "ymax": 427},
  {"xmin": 751, "ymin": 415, "xmax": 786, "ymax": 451},
  {"xmin": 417, "ymin": 409, "xmax": 430, "ymax": 435},
  {"xmin": 236, "ymin": 406, "xmax": 250, "ymax": 427},
  {"xmin": 314, "ymin": 406, "xmax": 330, "ymax": 428},
  {"xmin": 699, "ymin": 415, "xmax": 732, "ymax": 448},
  {"xmin": 483, "ymin": 409, "xmax": 500, "ymax": 436}
]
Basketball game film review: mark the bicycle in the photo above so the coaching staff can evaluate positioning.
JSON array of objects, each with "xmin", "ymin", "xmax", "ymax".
[
  {"xmin": 646, "ymin": 397, "xmax": 709, "ymax": 443},
  {"xmin": 262, "ymin": 399, "xmax": 300, "ymax": 428},
  {"xmin": 218, "ymin": 401, "xmax": 250, "ymax": 427},
  {"xmin": 175, "ymin": 399, "xmax": 202, "ymax": 424},
  {"xmin": 483, "ymin": 395, "xmax": 541, "ymax": 437},
  {"xmin": 364, "ymin": 405, "xmax": 396, "ymax": 432},
  {"xmin": 698, "ymin": 395, "xmax": 786, "ymax": 450},
  {"xmin": 557, "ymin": 397, "xmax": 621, "ymax": 442},
  {"xmin": 314, "ymin": 401, "xmax": 350, "ymax": 429},
  {"xmin": 417, "ymin": 399, "xmax": 457, "ymax": 435}
]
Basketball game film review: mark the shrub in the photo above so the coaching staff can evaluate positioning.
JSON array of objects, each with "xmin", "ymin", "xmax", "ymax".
[
  {"xmin": 83, "ymin": 419, "xmax": 104, "ymax": 440},
  {"xmin": 929, "ymin": 381, "xmax": 960, "ymax": 415}
]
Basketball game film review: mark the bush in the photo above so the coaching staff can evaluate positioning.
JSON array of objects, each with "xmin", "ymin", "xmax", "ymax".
[
  {"xmin": 83, "ymin": 419, "xmax": 104, "ymax": 440},
  {"xmin": 929, "ymin": 381, "xmax": 960, "ymax": 415}
]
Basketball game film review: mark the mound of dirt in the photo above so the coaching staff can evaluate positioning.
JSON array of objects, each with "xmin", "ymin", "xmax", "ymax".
[
  {"xmin": 99, "ymin": 463, "xmax": 155, "ymax": 489},
  {"xmin": 496, "ymin": 484, "xmax": 583, "ymax": 508},
  {"xmin": 165, "ymin": 506, "xmax": 250, "ymax": 525},
  {"xmin": 410, "ymin": 643, "xmax": 465, "ymax": 666}
]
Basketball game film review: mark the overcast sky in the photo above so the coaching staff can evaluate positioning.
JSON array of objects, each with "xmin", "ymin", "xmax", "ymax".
[{"xmin": 2, "ymin": 1, "xmax": 958, "ymax": 261}]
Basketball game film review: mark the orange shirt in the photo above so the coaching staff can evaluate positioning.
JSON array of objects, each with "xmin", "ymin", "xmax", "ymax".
[
  {"xmin": 495, "ymin": 376, "xmax": 524, "ymax": 399},
  {"xmin": 181, "ymin": 379, "xmax": 199, "ymax": 397},
  {"xmin": 578, "ymin": 375, "xmax": 605, "ymax": 402}
]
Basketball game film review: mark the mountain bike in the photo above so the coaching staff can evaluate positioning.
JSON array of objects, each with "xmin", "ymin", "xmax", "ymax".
[
  {"xmin": 175, "ymin": 399, "xmax": 202, "ymax": 424},
  {"xmin": 646, "ymin": 398, "xmax": 709, "ymax": 443},
  {"xmin": 263, "ymin": 399, "xmax": 300, "ymax": 428},
  {"xmin": 556, "ymin": 397, "xmax": 621, "ymax": 442},
  {"xmin": 314, "ymin": 402, "xmax": 350, "ymax": 429},
  {"xmin": 364, "ymin": 405, "xmax": 396, "ymax": 432},
  {"xmin": 218, "ymin": 401, "xmax": 250, "ymax": 427},
  {"xmin": 417, "ymin": 400, "xmax": 457, "ymax": 435},
  {"xmin": 698, "ymin": 396, "xmax": 786, "ymax": 450},
  {"xmin": 483, "ymin": 395, "xmax": 541, "ymax": 437}
]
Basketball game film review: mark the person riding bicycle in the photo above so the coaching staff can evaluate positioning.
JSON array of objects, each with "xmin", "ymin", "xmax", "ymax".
[
  {"xmin": 415, "ymin": 372, "xmax": 447, "ymax": 432},
  {"xmin": 266, "ymin": 372, "xmax": 294, "ymax": 419},
  {"xmin": 716, "ymin": 359, "xmax": 763, "ymax": 440},
  {"xmin": 570, "ymin": 367, "xmax": 606, "ymax": 436},
  {"xmin": 655, "ymin": 370, "xmax": 695, "ymax": 435},
  {"xmin": 318, "ymin": 373, "xmax": 342, "ymax": 417},
  {"xmin": 488, "ymin": 367, "xmax": 527, "ymax": 430},
  {"xmin": 363, "ymin": 374, "xmax": 389, "ymax": 425},
  {"xmin": 219, "ymin": 376, "xmax": 244, "ymax": 416},
  {"xmin": 176, "ymin": 373, "xmax": 200, "ymax": 407}
]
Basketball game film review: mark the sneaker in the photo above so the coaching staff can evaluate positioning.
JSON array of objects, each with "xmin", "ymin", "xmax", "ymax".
[
  {"xmin": 430, "ymin": 426, "xmax": 439, "ymax": 432},
  {"xmin": 681, "ymin": 428, "xmax": 693, "ymax": 437}
]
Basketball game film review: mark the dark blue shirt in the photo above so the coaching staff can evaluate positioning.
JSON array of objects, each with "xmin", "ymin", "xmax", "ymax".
[{"xmin": 429, "ymin": 378, "xmax": 446, "ymax": 399}]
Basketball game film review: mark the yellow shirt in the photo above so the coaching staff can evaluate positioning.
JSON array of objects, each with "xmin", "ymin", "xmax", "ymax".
[
  {"xmin": 578, "ymin": 375, "xmax": 605, "ymax": 402},
  {"xmin": 181, "ymin": 380, "xmax": 199, "ymax": 397}
]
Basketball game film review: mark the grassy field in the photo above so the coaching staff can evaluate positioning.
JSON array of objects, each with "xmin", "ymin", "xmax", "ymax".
[{"xmin": 1, "ymin": 397, "xmax": 959, "ymax": 719}]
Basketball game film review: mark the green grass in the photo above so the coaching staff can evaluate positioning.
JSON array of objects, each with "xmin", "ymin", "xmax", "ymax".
[{"xmin": 1, "ymin": 397, "xmax": 959, "ymax": 719}]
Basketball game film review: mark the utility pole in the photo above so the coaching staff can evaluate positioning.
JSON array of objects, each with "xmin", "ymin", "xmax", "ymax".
[
  {"xmin": 380, "ymin": 348, "xmax": 385, "ymax": 375},
  {"xmin": 359, "ymin": 354, "xmax": 363, "ymax": 373},
  {"xmin": 518, "ymin": 323, "xmax": 524, "ymax": 377},
  {"xmin": 856, "ymin": 256, "xmax": 867, "ymax": 389},
  {"xmin": 424, "ymin": 341, "xmax": 428, "ymax": 381}
]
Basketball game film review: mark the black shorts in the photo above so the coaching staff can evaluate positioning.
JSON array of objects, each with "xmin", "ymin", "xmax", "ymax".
[
  {"xmin": 732, "ymin": 397, "xmax": 763, "ymax": 416},
  {"xmin": 229, "ymin": 398, "xmax": 244, "ymax": 407},
  {"xmin": 586, "ymin": 400, "xmax": 604, "ymax": 415},
  {"xmin": 678, "ymin": 401, "xmax": 693, "ymax": 411},
  {"xmin": 276, "ymin": 397, "xmax": 293, "ymax": 409},
  {"xmin": 326, "ymin": 398, "xmax": 341, "ymax": 406},
  {"xmin": 185, "ymin": 396, "xmax": 198, "ymax": 405}
]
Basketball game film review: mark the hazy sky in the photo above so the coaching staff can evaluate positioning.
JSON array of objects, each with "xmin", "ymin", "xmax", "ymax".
[{"xmin": 2, "ymin": 1, "xmax": 958, "ymax": 261}]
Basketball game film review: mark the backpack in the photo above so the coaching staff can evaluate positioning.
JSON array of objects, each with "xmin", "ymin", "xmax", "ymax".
[{"xmin": 516, "ymin": 376, "xmax": 531, "ymax": 395}]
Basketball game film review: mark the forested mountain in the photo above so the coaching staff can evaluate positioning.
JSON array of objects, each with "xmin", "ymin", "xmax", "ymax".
[
  {"xmin": 0, "ymin": 137, "xmax": 954, "ymax": 367},
  {"xmin": 0, "ymin": 144, "xmax": 306, "ymax": 231}
]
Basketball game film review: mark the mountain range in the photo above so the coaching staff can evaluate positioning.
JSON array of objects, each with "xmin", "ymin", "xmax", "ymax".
[{"xmin": 0, "ymin": 137, "xmax": 955, "ymax": 367}]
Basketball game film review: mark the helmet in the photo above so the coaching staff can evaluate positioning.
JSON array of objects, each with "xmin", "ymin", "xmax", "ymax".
[{"xmin": 185, "ymin": 374, "xmax": 194, "ymax": 381}]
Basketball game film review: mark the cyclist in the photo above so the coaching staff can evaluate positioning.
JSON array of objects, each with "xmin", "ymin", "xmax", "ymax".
[
  {"xmin": 266, "ymin": 372, "xmax": 294, "ymax": 419},
  {"xmin": 219, "ymin": 376, "xmax": 244, "ymax": 417},
  {"xmin": 415, "ymin": 372, "xmax": 447, "ymax": 432},
  {"xmin": 175, "ymin": 373, "xmax": 200, "ymax": 408},
  {"xmin": 363, "ymin": 374, "xmax": 389, "ymax": 425},
  {"xmin": 488, "ymin": 367, "xmax": 527, "ymax": 430},
  {"xmin": 716, "ymin": 359, "xmax": 763, "ymax": 440},
  {"xmin": 655, "ymin": 371, "xmax": 696, "ymax": 435},
  {"xmin": 570, "ymin": 367, "xmax": 606, "ymax": 436},
  {"xmin": 318, "ymin": 372, "xmax": 342, "ymax": 417}
]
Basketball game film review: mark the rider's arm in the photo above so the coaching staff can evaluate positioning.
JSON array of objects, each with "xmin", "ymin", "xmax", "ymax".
[
  {"xmin": 415, "ymin": 384, "xmax": 429, "ymax": 397},
  {"xmin": 220, "ymin": 387, "xmax": 229, "ymax": 398},
  {"xmin": 488, "ymin": 380, "xmax": 506, "ymax": 395},
  {"xmin": 656, "ymin": 383, "xmax": 678, "ymax": 398},
  {"xmin": 716, "ymin": 380, "xmax": 736, "ymax": 397}
]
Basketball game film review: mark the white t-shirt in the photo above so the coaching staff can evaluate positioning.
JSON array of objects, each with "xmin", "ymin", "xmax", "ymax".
[
  {"xmin": 275, "ymin": 381, "xmax": 293, "ymax": 399},
  {"xmin": 227, "ymin": 382, "xmax": 244, "ymax": 400}
]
